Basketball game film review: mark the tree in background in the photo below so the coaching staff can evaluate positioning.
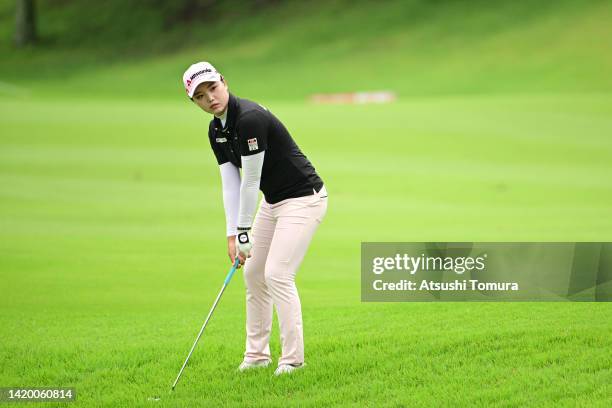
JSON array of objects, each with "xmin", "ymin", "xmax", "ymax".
[{"xmin": 14, "ymin": 0, "xmax": 37, "ymax": 47}]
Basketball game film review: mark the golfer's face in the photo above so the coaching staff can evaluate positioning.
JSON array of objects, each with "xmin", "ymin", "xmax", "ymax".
[{"xmin": 193, "ymin": 81, "xmax": 229, "ymax": 116}]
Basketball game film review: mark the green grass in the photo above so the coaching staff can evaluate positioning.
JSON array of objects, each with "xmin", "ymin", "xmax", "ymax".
[
  {"xmin": 1, "ymin": 0, "xmax": 612, "ymax": 405},
  {"xmin": 1, "ymin": 94, "xmax": 611, "ymax": 406},
  {"xmin": 1, "ymin": 0, "xmax": 612, "ymax": 99}
]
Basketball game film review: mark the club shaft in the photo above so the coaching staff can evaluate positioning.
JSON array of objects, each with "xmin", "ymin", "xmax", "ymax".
[
  {"xmin": 172, "ymin": 259, "xmax": 239, "ymax": 390},
  {"xmin": 172, "ymin": 283, "xmax": 227, "ymax": 389}
]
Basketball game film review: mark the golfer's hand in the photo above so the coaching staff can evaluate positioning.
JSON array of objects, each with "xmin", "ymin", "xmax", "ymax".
[
  {"xmin": 227, "ymin": 235, "xmax": 250, "ymax": 269},
  {"xmin": 236, "ymin": 230, "xmax": 253, "ymax": 259}
]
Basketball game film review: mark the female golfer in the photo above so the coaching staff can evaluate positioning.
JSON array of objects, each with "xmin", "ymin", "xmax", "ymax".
[{"xmin": 182, "ymin": 62, "xmax": 327, "ymax": 376}]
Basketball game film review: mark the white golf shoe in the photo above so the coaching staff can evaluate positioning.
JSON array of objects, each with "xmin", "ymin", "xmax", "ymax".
[
  {"xmin": 274, "ymin": 363, "xmax": 306, "ymax": 376},
  {"xmin": 237, "ymin": 359, "xmax": 272, "ymax": 372}
]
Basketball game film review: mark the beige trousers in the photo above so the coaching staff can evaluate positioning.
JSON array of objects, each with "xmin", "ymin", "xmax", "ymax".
[{"xmin": 243, "ymin": 185, "xmax": 327, "ymax": 366}]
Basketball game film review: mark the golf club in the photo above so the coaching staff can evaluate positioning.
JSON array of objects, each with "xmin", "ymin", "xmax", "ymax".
[{"xmin": 171, "ymin": 258, "xmax": 240, "ymax": 391}]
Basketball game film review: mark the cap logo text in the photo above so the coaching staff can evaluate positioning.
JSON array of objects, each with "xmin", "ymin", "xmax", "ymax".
[{"xmin": 190, "ymin": 68, "xmax": 213, "ymax": 81}]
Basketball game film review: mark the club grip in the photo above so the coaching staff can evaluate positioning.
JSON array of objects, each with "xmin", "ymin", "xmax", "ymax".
[{"xmin": 224, "ymin": 258, "xmax": 240, "ymax": 285}]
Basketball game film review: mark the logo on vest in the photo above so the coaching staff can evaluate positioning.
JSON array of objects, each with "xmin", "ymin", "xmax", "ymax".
[{"xmin": 247, "ymin": 138, "xmax": 258, "ymax": 151}]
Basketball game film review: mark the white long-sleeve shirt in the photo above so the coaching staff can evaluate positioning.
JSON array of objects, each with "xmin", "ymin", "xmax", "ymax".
[{"xmin": 218, "ymin": 151, "xmax": 265, "ymax": 236}]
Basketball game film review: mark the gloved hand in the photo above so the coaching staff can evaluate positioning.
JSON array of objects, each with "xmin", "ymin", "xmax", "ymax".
[{"xmin": 236, "ymin": 229, "xmax": 253, "ymax": 257}]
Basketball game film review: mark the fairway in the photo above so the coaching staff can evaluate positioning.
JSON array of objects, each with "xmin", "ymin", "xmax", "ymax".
[
  {"xmin": 1, "ymin": 94, "xmax": 611, "ymax": 406},
  {"xmin": 2, "ymin": 0, "xmax": 612, "ymax": 405}
]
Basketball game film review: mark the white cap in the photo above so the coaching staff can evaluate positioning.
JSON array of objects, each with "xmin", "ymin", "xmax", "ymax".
[{"xmin": 182, "ymin": 61, "xmax": 222, "ymax": 98}]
